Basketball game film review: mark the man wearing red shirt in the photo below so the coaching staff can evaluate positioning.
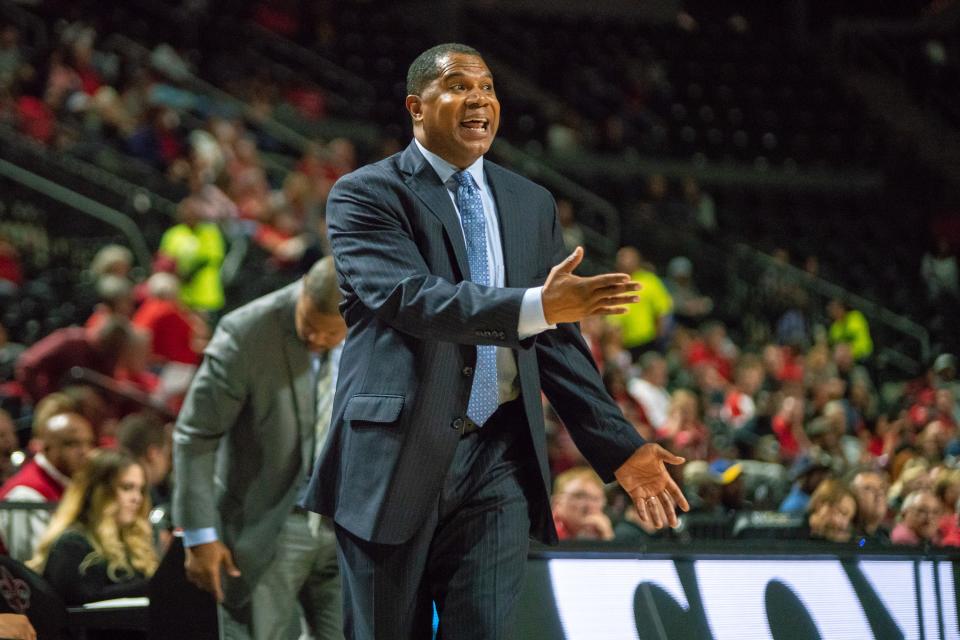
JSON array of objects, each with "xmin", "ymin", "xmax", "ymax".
[
  {"xmin": 15, "ymin": 320, "xmax": 130, "ymax": 402},
  {"xmin": 132, "ymin": 273, "xmax": 203, "ymax": 366},
  {"xmin": 0, "ymin": 412, "xmax": 95, "ymax": 560}
]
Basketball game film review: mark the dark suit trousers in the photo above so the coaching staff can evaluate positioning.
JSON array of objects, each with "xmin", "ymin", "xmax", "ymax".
[{"xmin": 334, "ymin": 400, "xmax": 538, "ymax": 640}]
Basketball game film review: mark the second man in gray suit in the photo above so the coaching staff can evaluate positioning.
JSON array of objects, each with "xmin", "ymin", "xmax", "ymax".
[{"xmin": 173, "ymin": 257, "xmax": 346, "ymax": 640}]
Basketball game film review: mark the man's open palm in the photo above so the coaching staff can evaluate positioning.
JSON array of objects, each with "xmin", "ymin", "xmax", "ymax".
[
  {"xmin": 541, "ymin": 246, "xmax": 640, "ymax": 324},
  {"xmin": 614, "ymin": 443, "xmax": 690, "ymax": 529}
]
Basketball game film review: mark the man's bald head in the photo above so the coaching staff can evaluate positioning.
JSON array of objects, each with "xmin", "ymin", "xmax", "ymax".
[{"xmin": 43, "ymin": 412, "xmax": 95, "ymax": 478}]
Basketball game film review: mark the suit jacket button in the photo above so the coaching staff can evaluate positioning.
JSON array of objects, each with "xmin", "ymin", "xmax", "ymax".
[
  {"xmin": 451, "ymin": 418, "xmax": 464, "ymax": 430},
  {"xmin": 462, "ymin": 366, "xmax": 474, "ymax": 377}
]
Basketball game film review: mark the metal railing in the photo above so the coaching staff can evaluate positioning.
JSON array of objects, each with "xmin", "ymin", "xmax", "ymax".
[
  {"xmin": 743, "ymin": 246, "xmax": 931, "ymax": 370},
  {"xmin": 0, "ymin": 158, "xmax": 152, "ymax": 268},
  {"xmin": 0, "ymin": 123, "xmax": 178, "ymax": 223}
]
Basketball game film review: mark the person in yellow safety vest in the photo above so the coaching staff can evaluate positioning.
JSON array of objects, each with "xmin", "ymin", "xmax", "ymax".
[
  {"xmin": 607, "ymin": 246, "xmax": 673, "ymax": 360},
  {"xmin": 827, "ymin": 298, "xmax": 873, "ymax": 361},
  {"xmin": 158, "ymin": 197, "xmax": 225, "ymax": 313}
]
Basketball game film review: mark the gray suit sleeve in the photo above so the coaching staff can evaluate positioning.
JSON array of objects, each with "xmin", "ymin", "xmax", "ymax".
[
  {"xmin": 328, "ymin": 172, "xmax": 527, "ymax": 348},
  {"xmin": 172, "ymin": 322, "xmax": 248, "ymax": 531}
]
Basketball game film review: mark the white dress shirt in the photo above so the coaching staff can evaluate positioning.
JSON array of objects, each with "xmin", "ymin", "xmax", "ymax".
[{"xmin": 415, "ymin": 139, "xmax": 554, "ymax": 404}]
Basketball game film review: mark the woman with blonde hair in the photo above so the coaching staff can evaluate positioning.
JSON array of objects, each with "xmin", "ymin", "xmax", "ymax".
[{"xmin": 27, "ymin": 449, "xmax": 158, "ymax": 605}]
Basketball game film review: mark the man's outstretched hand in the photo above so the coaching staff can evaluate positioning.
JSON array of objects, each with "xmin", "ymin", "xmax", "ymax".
[
  {"xmin": 614, "ymin": 443, "xmax": 690, "ymax": 529},
  {"xmin": 542, "ymin": 247, "xmax": 640, "ymax": 325}
]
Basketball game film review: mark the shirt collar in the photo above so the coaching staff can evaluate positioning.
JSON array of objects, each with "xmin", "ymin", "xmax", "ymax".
[
  {"xmin": 35, "ymin": 453, "xmax": 71, "ymax": 488},
  {"xmin": 414, "ymin": 139, "xmax": 485, "ymax": 192}
]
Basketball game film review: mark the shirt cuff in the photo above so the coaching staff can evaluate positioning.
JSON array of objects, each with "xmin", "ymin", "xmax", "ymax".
[
  {"xmin": 518, "ymin": 287, "xmax": 556, "ymax": 340},
  {"xmin": 182, "ymin": 527, "xmax": 219, "ymax": 547}
]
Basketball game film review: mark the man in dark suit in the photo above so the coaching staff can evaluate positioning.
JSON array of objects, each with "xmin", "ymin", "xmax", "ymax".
[
  {"xmin": 302, "ymin": 43, "xmax": 689, "ymax": 639},
  {"xmin": 174, "ymin": 257, "xmax": 345, "ymax": 639}
]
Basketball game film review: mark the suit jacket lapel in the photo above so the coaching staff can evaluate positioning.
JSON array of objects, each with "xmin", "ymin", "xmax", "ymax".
[
  {"xmin": 399, "ymin": 143, "xmax": 471, "ymax": 280},
  {"xmin": 485, "ymin": 163, "xmax": 525, "ymax": 287},
  {"xmin": 281, "ymin": 301, "xmax": 316, "ymax": 473}
]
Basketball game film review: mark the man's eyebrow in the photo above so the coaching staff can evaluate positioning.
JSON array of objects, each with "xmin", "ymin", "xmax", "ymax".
[{"xmin": 441, "ymin": 70, "xmax": 493, "ymax": 81}]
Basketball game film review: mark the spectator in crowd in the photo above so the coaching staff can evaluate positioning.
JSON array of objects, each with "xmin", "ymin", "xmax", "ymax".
[
  {"xmin": 850, "ymin": 469, "xmax": 891, "ymax": 545},
  {"xmin": 720, "ymin": 355, "xmax": 764, "ymax": 430},
  {"xmin": 682, "ymin": 460, "xmax": 721, "ymax": 513},
  {"xmin": 0, "ymin": 409, "xmax": 19, "ymax": 484},
  {"xmin": 806, "ymin": 478, "xmax": 857, "ymax": 543},
  {"xmin": 0, "ymin": 412, "xmax": 95, "ymax": 560},
  {"xmin": 627, "ymin": 352, "xmax": 671, "ymax": 430},
  {"xmin": 579, "ymin": 315, "xmax": 608, "ymax": 371},
  {"xmin": 227, "ymin": 137, "xmax": 270, "ymax": 220},
  {"xmin": 686, "ymin": 320, "xmax": 737, "ymax": 383},
  {"xmin": 84, "ymin": 275, "xmax": 135, "ymax": 331},
  {"xmin": 779, "ymin": 453, "xmax": 832, "ymax": 514},
  {"xmin": 27, "ymin": 449, "xmax": 157, "ymax": 608},
  {"xmin": 24, "ymin": 392, "xmax": 78, "ymax": 449},
  {"xmin": 113, "ymin": 326, "xmax": 160, "ymax": 398},
  {"xmin": 921, "ymin": 237, "xmax": 958, "ymax": 305},
  {"xmin": 0, "ymin": 320, "xmax": 25, "ymax": 384},
  {"xmin": 892, "ymin": 489, "xmax": 943, "ymax": 546},
  {"xmin": 174, "ymin": 257, "xmax": 345, "ymax": 639},
  {"xmin": 889, "ymin": 459, "xmax": 933, "ymax": 514},
  {"xmin": 157, "ymin": 197, "xmax": 225, "ymax": 314},
  {"xmin": 132, "ymin": 272, "xmax": 204, "ymax": 366},
  {"xmin": 60, "ymin": 384, "xmax": 117, "ymax": 448},
  {"xmin": 827, "ymin": 298, "xmax": 873, "ymax": 362},
  {"xmin": 552, "ymin": 467, "xmax": 614, "ymax": 541},
  {"xmin": 603, "ymin": 366, "xmax": 654, "ymax": 441},
  {"xmin": 89, "ymin": 244, "xmax": 134, "ymax": 280},
  {"xmin": 0, "ymin": 25, "xmax": 23, "ymax": 91},
  {"xmin": 680, "ymin": 176, "xmax": 717, "ymax": 233},
  {"xmin": 127, "ymin": 106, "xmax": 185, "ymax": 171},
  {"xmin": 932, "ymin": 353, "xmax": 960, "ymax": 417},
  {"xmin": 117, "ymin": 411, "xmax": 171, "ymax": 508},
  {"xmin": 659, "ymin": 389, "xmax": 710, "ymax": 460},
  {"xmin": 556, "ymin": 198, "xmax": 585, "ymax": 252},
  {"xmin": 546, "ymin": 419, "xmax": 589, "ymax": 478},
  {"xmin": 608, "ymin": 246, "xmax": 673, "ymax": 358},
  {"xmin": 918, "ymin": 420, "xmax": 953, "ymax": 465},
  {"xmin": 709, "ymin": 459, "xmax": 748, "ymax": 512},
  {"xmin": 664, "ymin": 256, "xmax": 713, "ymax": 327},
  {"xmin": 634, "ymin": 173, "xmax": 676, "ymax": 223},
  {"xmin": 771, "ymin": 395, "xmax": 810, "ymax": 463},
  {"xmin": 15, "ymin": 317, "xmax": 131, "ymax": 403},
  {"xmin": 0, "ymin": 234, "xmax": 22, "ymax": 294},
  {"xmin": 762, "ymin": 343, "xmax": 804, "ymax": 392}
]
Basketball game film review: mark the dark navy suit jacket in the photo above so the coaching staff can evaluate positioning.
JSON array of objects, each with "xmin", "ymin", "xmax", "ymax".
[{"xmin": 302, "ymin": 141, "xmax": 644, "ymax": 545}]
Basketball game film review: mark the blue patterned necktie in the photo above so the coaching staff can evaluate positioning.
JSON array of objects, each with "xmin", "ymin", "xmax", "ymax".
[{"xmin": 454, "ymin": 170, "xmax": 498, "ymax": 426}]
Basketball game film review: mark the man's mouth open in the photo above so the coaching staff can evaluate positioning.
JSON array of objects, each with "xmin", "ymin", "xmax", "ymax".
[{"xmin": 460, "ymin": 118, "xmax": 489, "ymax": 136}]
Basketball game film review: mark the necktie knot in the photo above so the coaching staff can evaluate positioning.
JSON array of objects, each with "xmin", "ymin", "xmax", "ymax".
[{"xmin": 453, "ymin": 170, "xmax": 477, "ymax": 191}]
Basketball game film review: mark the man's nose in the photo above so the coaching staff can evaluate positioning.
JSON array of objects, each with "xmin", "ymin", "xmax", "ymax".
[{"xmin": 466, "ymin": 89, "xmax": 487, "ymax": 106}]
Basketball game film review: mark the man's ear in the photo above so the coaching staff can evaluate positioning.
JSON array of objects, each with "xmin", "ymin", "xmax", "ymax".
[{"xmin": 406, "ymin": 95, "xmax": 422, "ymax": 122}]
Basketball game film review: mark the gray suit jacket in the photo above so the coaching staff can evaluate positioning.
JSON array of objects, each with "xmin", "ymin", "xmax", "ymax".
[
  {"xmin": 172, "ymin": 282, "xmax": 319, "ymax": 607},
  {"xmin": 302, "ymin": 142, "xmax": 644, "ymax": 545}
]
